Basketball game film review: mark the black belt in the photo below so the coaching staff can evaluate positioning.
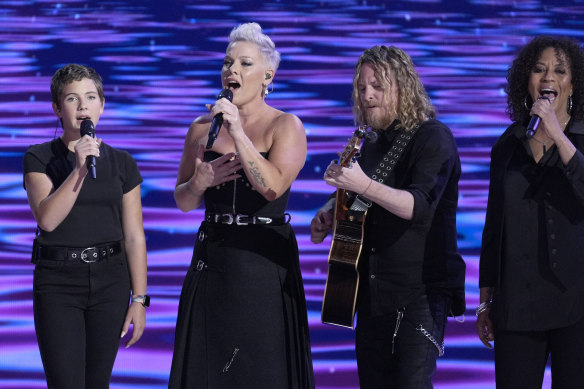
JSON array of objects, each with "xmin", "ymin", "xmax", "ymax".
[
  {"xmin": 205, "ymin": 213, "xmax": 289, "ymax": 226},
  {"xmin": 34, "ymin": 241, "xmax": 123, "ymax": 263}
]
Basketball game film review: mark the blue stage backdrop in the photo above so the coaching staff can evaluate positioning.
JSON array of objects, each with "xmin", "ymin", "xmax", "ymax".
[{"xmin": 1, "ymin": 1, "xmax": 583, "ymax": 388}]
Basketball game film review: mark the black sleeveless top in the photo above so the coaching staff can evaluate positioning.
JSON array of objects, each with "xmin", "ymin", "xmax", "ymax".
[{"xmin": 203, "ymin": 151, "xmax": 290, "ymax": 217}]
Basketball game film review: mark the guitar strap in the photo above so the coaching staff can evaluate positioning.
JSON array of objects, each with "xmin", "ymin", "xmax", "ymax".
[{"xmin": 349, "ymin": 125, "xmax": 419, "ymax": 212}]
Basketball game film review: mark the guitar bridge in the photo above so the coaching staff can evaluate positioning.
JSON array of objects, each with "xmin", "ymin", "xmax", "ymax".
[{"xmin": 334, "ymin": 220, "xmax": 364, "ymax": 244}]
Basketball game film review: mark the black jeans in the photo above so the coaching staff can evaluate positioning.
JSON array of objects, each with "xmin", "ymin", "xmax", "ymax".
[
  {"xmin": 355, "ymin": 293, "xmax": 450, "ymax": 389},
  {"xmin": 494, "ymin": 313, "xmax": 584, "ymax": 389},
  {"xmin": 33, "ymin": 254, "xmax": 130, "ymax": 389}
]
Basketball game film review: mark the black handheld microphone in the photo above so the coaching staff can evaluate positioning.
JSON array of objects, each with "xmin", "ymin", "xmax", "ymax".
[
  {"xmin": 80, "ymin": 119, "xmax": 97, "ymax": 179},
  {"xmin": 206, "ymin": 89, "xmax": 234, "ymax": 149},
  {"xmin": 525, "ymin": 96, "xmax": 549, "ymax": 138}
]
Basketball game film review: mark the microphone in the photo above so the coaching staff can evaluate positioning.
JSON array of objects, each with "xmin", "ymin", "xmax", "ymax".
[
  {"xmin": 525, "ymin": 96, "xmax": 549, "ymax": 138},
  {"xmin": 80, "ymin": 119, "xmax": 97, "ymax": 179},
  {"xmin": 526, "ymin": 115, "xmax": 541, "ymax": 138},
  {"xmin": 206, "ymin": 89, "xmax": 234, "ymax": 149}
]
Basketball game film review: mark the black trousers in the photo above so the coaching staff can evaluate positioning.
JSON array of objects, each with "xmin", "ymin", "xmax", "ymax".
[
  {"xmin": 355, "ymin": 293, "xmax": 450, "ymax": 389},
  {"xmin": 494, "ymin": 314, "xmax": 584, "ymax": 389},
  {"xmin": 33, "ymin": 254, "xmax": 131, "ymax": 389}
]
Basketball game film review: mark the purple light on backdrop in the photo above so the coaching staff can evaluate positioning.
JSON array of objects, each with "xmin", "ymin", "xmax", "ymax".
[{"xmin": 1, "ymin": 0, "xmax": 580, "ymax": 388}]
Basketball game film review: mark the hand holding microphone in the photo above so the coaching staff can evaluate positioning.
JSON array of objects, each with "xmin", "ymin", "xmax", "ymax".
[
  {"xmin": 80, "ymin": 119, "xmax": 97, "ymax": 179},
  {"xmin": 206, "ymin": 89, "xmax": 234, "ymax": 149},
  {"xmin": 526, "ymin": 96, "xmax": 550, "ymax": 138}
]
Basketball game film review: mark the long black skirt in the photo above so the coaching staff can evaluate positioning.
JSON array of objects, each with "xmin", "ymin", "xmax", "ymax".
[{"xmin": 169, "ymin": 222, "xmax": 314, "ymax": 388}]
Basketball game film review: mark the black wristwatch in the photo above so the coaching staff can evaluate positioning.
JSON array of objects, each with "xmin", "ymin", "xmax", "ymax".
[{"xmin": 131, "ymin": 294, "xmax": 150, "ymax": 307}]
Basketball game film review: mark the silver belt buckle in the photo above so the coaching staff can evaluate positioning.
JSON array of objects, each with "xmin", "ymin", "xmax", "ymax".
[
  {"xmin": 235, "ymin": 214, "xmax": 249, "ymax": 225},
  {"xmin": 218, "ymin": 213, "xmax": 234, "ymax": 224},
  {"xmin": 81, "ymin": 247, "xmax": 98, "ymax": 263}
]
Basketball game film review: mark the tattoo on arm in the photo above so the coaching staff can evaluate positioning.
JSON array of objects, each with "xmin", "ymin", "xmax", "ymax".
[{"xmin": 247, "ymin": 161, "xmax": 267, "ymax": 188}]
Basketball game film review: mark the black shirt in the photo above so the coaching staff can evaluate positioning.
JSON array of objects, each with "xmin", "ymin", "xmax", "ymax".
[
  {"xmin": 357, "ymin": 119, "xmax": 463, "ymax": 316},
  {"xmin": 480, "ymin": 120, "xmax": 584, "ymax": 331},
  {"xmin": 23, "ymin": 138, "xmax": 142, "ymax": 247}
]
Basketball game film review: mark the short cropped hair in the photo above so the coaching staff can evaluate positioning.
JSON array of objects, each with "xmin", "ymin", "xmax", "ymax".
[
  {"xmin": 227, "ymin": 22, "xmax": 281, "ymax": 72},
  {"xmin": 51, "ymin": 64, "xmax": 104, "ymax": 109}
]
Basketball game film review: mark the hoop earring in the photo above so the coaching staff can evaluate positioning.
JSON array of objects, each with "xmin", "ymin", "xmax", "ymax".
[
  {"xmin": 568, "ymin": 95, "xmax": 573, "ymax": 114},
  {"xmin": 523, "ymin": 96, "xmax": 531, "ymax": 110}
]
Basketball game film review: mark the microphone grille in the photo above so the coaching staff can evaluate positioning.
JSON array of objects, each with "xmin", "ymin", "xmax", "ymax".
[
  {"xmin": 80, "ymin": 119, "xmax": 95, "ymax": 137},
  {"xmin": 218, "ymin": 89, "xmax": 233, "ymax": 102}
]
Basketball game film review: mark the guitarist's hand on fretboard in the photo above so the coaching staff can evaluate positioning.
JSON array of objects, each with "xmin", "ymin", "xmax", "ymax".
[{"xmin": 310, "ymin": 199, "xmax": 334, "ymax": 243}]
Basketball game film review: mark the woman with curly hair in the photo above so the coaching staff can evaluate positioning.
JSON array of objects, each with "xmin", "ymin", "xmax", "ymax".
[{"xmin": 477, "ymin": 35, "xmax": 584, "ymax": 388}]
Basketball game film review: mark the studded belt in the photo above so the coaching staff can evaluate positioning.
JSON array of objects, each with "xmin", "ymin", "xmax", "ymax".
[
  {"xmin": 34, "ymin": 241, "xmax": 123, "ymax": 263},
  {"xmin": 204, "ymin": 213, "xmax": 289, "ymax": 226}
]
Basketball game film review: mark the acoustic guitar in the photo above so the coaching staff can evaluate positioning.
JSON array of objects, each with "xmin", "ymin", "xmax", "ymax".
[{"xmin": 321, "ymin": 126, "xmax": 371, "ymax": 329}]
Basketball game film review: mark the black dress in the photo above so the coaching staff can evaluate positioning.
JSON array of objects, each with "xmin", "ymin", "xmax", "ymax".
[{"xmin": 169, "ymin": 152, "xmax": 314, "ymax": 389}]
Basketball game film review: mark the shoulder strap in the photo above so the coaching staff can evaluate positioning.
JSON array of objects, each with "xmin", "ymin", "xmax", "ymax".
[
  {"xmin": 348, "ymin": 125, "xmax": 418, "ymax": 212},
  {"xmin": 371, "ymin": 125, "xmax": 418, "ymax": 185}
]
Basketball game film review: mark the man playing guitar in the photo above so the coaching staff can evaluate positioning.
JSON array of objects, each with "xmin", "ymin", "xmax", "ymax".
[{"xmin": 310, "ymin": 45, "xmax": 465, "ymax": 389}]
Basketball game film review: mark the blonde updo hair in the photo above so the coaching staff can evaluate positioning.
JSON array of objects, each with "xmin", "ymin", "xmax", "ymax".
[{"xmin": 227, "ymin": 22, "xmax": 281, "ymax": 72}]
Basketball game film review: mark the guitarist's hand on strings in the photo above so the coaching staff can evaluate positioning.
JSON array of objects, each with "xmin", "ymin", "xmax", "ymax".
[
  {"xmin": 310, "ymin": 198, "xmax": 334, "ymax": 243},
  {"xmin": 324, "ymin": 160, "xmax": 371, "ymax": 195}
]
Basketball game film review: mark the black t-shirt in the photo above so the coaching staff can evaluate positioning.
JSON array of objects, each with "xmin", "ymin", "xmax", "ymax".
[{"xmin": 23, "ymin": 138, "xmax": 142, "ymax": 247}]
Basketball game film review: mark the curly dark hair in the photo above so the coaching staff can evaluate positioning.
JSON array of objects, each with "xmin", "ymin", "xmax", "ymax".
[{"xmin": 506, "ymin": 35, "xmax": 584, "ymax": 123}]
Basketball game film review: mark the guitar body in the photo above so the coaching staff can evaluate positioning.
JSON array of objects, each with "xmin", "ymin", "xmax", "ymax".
[
  {"xmin": 321, "ymin": 127, "xmax": 370, "ymax": 329},
  {"xmin": 322, "ymin": 190, "xmax": 368, "ymax": 328}
]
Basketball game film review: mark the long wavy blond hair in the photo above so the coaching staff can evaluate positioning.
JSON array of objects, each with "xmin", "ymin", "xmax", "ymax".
[{"xmin": 352, "ymin": 45, "xmax": 435, "ymax": 131}]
